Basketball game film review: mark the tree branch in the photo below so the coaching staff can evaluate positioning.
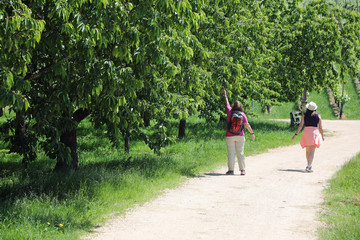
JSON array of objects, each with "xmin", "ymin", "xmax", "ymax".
[
  {"xmin": 72, "ymin": 108, "xmax": 90, "ymax": 123},
  {"xmin": 9, "ymin": 0, "xmax": 22, "ymax": 14}
]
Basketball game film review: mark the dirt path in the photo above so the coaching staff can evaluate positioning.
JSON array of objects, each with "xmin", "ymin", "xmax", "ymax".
[{"xmin": 84, "ymin": 120, "xmax": 360, "ymax": 240}]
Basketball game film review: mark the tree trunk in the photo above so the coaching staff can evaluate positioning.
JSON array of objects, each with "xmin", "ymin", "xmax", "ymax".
[
  {"xmin": 124, "ymin": 124, "xmax": 130, "ymax": 153},
  {"xmin": 58, "ymin": 128, "xmax": 79, "ymax": 170},
  {"xmin": 144, "ymin": 118, "xmax": 150, "ymax": 127},
  {"xmin": 355, "ymin": 76, "xmax": 360, "ymax": 97},
  {"xmin": 300, "ymin": 89, "xmax": 308, "ymax": 111},
  {"xmin": 339, "ymin": 84, "xmax": 345, "ymax": 119},
  {"xmin": 15, "ymin": 111, "xmax": 26, "ymax": 145},
  {"xmin": 266, "ymin": 106, "xmax": 272, "ymax": 114},
  {"xmin": 339, "ymin": 104, "xmax": 344, "ymax": 119},
  {"xmin": 178, "ymin": 119, "xmax": 186, "ymax": 139},
  {"xmin": 10, "ymin": 111, "xmax": 26, "ymax": 154},
  {"xmin": 143, "ymin": 111, "xmax": 151, "ymax": 127},
  {"xmin": 56, "ymin": 109, "xmax": 89, "ymax": 170}
]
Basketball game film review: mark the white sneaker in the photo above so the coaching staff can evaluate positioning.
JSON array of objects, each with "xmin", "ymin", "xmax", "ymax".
[{"xmin": 305, "ymin": 166, "xmax": 313, "ymax": 172}]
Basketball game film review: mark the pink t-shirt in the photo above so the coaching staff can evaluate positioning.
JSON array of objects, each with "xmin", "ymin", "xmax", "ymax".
[{"xmin": 226, "ymin": 103, "xmax": 248, "ymax": 137}]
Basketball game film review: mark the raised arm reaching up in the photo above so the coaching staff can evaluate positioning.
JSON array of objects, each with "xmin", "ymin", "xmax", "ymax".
[{"xmin": 221, "ymin": 89, "xmax": 229, "ymax": 106}]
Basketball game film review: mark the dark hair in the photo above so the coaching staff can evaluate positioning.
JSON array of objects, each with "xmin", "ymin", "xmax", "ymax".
[
  {"xmin": 232, "ymin": 100, "xmax": 244, "ymax": 112},
  {"xmin": 305, "ymin": 109, "xmax": 317, "ymax": 117}
]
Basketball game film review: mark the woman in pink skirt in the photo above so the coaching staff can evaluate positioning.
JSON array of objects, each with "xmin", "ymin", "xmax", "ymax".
[{"xmin": 292, "ymin": 102, "xmax": 324, "ymax": 172}]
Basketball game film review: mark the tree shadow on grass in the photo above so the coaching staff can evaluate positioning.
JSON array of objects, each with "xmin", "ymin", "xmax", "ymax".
[
  {"xmin": 0, "ymin": 152, "xmax": 197, "ymax": 232},
  {"xmin": 0, "ymin": 152, "xmax": 197, "ymax": 203},
  {"xmin": 0, "ymin": 119, "xmax": 298, "ymax": 234},
  {"xmin": 1, "ymin": 119, "xmax": 297, "ymax": 203}
]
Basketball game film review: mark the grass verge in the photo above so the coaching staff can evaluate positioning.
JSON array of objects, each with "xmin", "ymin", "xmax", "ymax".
[
  {"xmin": 0, "ymin": 117, "xmax": 298, "ymax": 239},
  {"xmin": 318, "ymin": 152, "xmax": 360, "ymax": 240}
]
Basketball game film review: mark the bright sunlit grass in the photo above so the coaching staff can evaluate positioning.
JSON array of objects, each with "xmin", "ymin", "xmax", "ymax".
[
  {"xmin": 318, "ymin": 153, "xmax": 360, "ymax": 240},
  {"xmin": 249, "ymin": 90, "xmax": 338, "ymax": 120},
  {"xmin": 342, "ymin": 80, "xmax": 360, "ymax": 120},
  {"xmin": 249, "ymin": 79, "xmax": 360, "ymax": 121}
]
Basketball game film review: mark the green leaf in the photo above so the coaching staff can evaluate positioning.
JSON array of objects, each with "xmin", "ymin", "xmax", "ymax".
[
  {"xmin": 6, "ymin": 71, "xmax": 14, "ymax": 89},
  {"xmin": 24, "ymin": 98, "xmax": 30, "ymax": 110},
  {"xmin": 112, "ymin": 47, "xmax": 119, "ymax": 58},
  {"xmin": 100, "ymin": 0, "xmax": 109, "ymax": 7}
]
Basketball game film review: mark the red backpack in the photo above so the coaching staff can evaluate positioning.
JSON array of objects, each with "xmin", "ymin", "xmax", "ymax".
[{"xmin": 228, "ymin": 110, "xmax": 244, "ymax": 134}]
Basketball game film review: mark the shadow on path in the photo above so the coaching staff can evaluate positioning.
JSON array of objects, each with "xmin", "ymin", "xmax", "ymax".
[
  {"xmin": 278, "ymin": 169, "xmax": 306, "ymax": 173},
  {"xmin": 204, "ymin": 172, "xmax": 226, "ymax": 176}
]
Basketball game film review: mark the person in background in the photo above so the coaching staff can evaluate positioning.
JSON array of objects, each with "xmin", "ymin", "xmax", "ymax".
[
  {"xmin": 221, "ymin": 89, "xmax": 255, "ymax": 176},
  {"xmin": 292, "ymin": 101, "xmax": 324, "ymax": 172}
]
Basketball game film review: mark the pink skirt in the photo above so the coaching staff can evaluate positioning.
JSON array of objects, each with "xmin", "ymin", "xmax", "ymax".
[{"xmin": 300, "ymin": 127, "xmax": 323, "ymax": 149}]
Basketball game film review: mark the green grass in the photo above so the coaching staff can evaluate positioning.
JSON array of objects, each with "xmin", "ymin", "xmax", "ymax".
[
  {"xmin": 248, "ymin": 90, "xmax": 338, "ymax": 120},
  {"xmin": 0, "ymin": 116, "xmax": 300, "ymax": 240},
  {"xmin": 343, "ymin": 80, "xmax": 360, "ymax": 120},
  {"xmin": 249, "ymin": 80, "xmax": 360, "ymax": 120},
  {"xmin": 318, "ymin": 152, "xmax": 360, "ymax": 240},
  {"xmin": 302, "ymin": 0, "xmax": 360, "ymax": 8}
]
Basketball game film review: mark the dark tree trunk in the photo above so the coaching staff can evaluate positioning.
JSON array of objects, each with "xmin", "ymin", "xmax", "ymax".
[
  {"xmin": 58, "ymin": 128, "xmax": 78, "ymax": 169},
  {"xmin": 339, "ymin": 84, "xmax": 345, "ymax": 119},
  {"xmin": 56, "ymin": 109, "xmax": 90, "ymax": 170},
  {"xmin": 266, "ymin": 106, "xmax": 272, "ymax": 114},
  {"xmin": 124, "ymin": 124, "xmax": 130, "ymax": 153},
  {"xmin": 0, "ymin": 108, "xmax": 3, "ymax": 117},
  {"xmin": 10, "ymin": 111, "xmax": 26, "ymax": 153},
  {"xmin": 143, "ymin": 112, "xmax": 151, "ymax": 127},
  {"xmin": 178, "ymin": 119, "xmax": 186, "ymax": 139},
  {"xmin": 15, "ymin": 111, "xmax": 26, "ymax": 145},
  {"xmin": 339, "ymin": 104, "xmax": 344, "ymax": 119},
  {"xmin": 300, "ymin": 89, "xmax": 308, "ymax": 111}
]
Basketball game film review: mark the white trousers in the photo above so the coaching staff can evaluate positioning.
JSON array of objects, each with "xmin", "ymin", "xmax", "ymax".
[{"xmin": 225, "ymin": 136, "xmax": 245, "ymax": 171}]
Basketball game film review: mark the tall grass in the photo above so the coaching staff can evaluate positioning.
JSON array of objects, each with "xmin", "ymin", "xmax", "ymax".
[
  {"xmin": 318, "ymin": 153, "xmax": 360, "ymax": 240},
  {"xmin": 0, "ymin": 116, "xmax": 299, "ymax": 239}
]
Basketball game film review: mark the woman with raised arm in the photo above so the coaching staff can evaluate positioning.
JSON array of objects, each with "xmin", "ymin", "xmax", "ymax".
[
  {"xmin": 292, "ymin": 102, "xmax": 324, "ymax": 172},
  {"xmin": 221, "ymin": 89, "xmax": 255, "ymax": 176}
]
